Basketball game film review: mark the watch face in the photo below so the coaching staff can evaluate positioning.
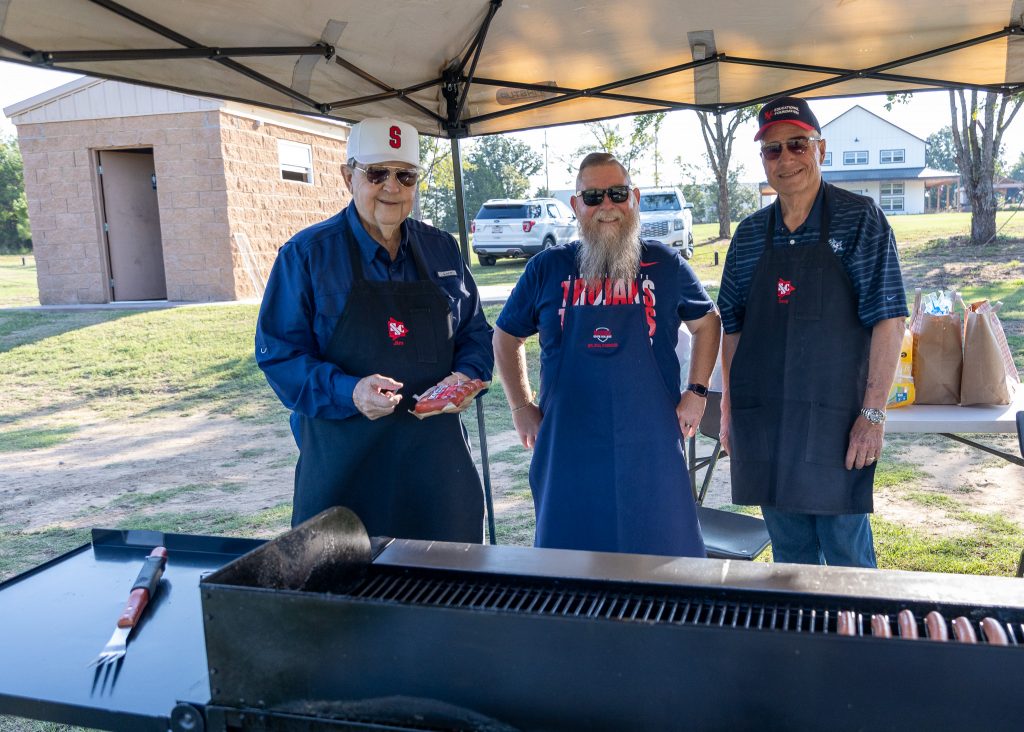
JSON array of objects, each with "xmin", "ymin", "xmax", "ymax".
[{"xmin": 862, "ymin": 408, "xmax": 885, "ymax": 424}]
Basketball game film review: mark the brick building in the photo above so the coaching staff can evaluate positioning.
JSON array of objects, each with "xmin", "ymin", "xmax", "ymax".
[{"xmin": 4, "ymin": 77, "xmax": 351, "ymax": 304}]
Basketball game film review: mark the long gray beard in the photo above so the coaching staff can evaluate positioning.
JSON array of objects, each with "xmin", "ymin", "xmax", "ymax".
[{"xmin": 576, "ymin": 208, "xmax": 642, "ymax": 281}]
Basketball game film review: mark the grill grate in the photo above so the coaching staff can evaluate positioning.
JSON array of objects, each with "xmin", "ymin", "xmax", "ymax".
[{"xmin": 347, "ymin": 569, "xmax": 1023, "ymax": 645}]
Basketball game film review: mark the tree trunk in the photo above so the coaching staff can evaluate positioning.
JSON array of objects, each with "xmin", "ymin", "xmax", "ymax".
[
  {"xmin": 717, "ymin": 166, "xmax": 731, "ymax": 239},
  {"xmin": 970, "ymin": 188, "xmax": 997, "ymax": 243}
]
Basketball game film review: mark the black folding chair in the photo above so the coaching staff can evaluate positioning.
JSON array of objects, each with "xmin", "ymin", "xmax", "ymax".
[{"xmin": 688, "ymin": 392, "xmax": 771, "ymax": 561}]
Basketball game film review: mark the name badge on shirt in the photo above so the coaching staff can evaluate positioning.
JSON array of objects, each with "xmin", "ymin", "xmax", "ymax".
[{"xmin": 436, "ymin": 269, "xmax": 458, "ymax": 278}]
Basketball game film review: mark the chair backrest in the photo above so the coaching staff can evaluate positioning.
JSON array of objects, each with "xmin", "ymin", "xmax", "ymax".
[{"xmin": 699, "ymin": 391, "xmax": 722, "ymax": 442}]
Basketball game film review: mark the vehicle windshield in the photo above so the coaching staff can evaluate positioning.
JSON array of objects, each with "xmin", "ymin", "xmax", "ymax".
[
  {"xmin": 639, "ymin": 194, "xmax": 681, "ymax": 212},
  {"xmin": 476, "ymin": 204, "xmax": 538, "ymax": 219}
]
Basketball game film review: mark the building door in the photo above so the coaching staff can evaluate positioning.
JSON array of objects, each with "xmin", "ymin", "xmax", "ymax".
[{"xmin": 98, "ymin": 149, "xmax": 167, "ymax": 301}]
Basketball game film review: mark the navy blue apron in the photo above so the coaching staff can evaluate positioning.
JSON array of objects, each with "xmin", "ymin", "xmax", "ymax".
[
  {"xmin": 529, "ymin": 264, "xmax": 706, "ymax": 557},
  {"xmin": 292, "ymin": 227, "xmax": 484, "ymax": 541},
  {"xmin": 728, "ymin": 188, "xmax": 875, "ymax": 514}
]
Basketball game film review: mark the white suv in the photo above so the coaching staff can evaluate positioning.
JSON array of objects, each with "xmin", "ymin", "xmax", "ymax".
[
  {"xmin": 471, "ymin": 198, "xmax": 578, "ymax": 266},
  {"xmin": 638, "ymin": 188, "xmax": 694, "ymax": 259}
]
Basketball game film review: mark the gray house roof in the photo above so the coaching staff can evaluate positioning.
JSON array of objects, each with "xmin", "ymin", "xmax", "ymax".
[{"xmin": 821, "ymin": 167, "xmax": 958, "ymax": 183}]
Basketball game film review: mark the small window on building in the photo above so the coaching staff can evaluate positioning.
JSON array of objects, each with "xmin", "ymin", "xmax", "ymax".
[
  {"xmin": 822, "ymin": 152, "xmax": 832, "ymax": 166},
  {"xmin": 880, "ymin": 182, "xmax": 905, "ymax": 212},
  {"xmin": 880, "ymin": 149, "xmax": 905, "ymax": 164},
  {"xmin": 843, "ymin": 151, "xmax": 868, "ymax": 165},
  {"xmin": 278, "ymin": 139, "xmax": 314, "ymax": 183}
]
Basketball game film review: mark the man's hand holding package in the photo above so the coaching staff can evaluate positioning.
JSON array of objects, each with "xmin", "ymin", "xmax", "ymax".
[{"xmin": 353, "ymin": 374, "xmax": 403, "ymax": 420}]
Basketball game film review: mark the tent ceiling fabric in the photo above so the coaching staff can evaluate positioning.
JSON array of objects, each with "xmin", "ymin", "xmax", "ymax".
[{"xmin": 2, "ymin": 0, "xmax": 1024, "ymax": 138}]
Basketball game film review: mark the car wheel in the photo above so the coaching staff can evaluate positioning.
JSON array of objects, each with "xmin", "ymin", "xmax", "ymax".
[
  {"xmin": 542, "ymin": 236, "xmax": 556, "ymax": 250},
  {"xmin": 478, "ymin": 255, "xmax": 497, "ymax": 267}
]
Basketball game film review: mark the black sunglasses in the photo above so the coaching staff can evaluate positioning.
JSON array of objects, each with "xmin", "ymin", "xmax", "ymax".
[
  {"xmin": 760, "ymin": 136, "xmax": 822, "ymax": 161},
  {"xmin": 353, "ymin": 163, "xmax": 419, "ymax": 187},
  {"xmin": 577, "ymin": 185, "xmax": 632, "ymax": 206}
]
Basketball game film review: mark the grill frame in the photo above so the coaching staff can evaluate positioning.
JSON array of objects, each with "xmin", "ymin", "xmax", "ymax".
[{"xmin": 201, "ymin": 539, "xmax": 1024, "ymax": 731}]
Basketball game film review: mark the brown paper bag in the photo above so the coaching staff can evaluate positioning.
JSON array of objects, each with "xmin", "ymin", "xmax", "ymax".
[
  {"xmin": 960, "ymin": 299, "xmax": 1019, "ymax": 405},
  {"xmin": 910, "ymin": 289, "xmax": 962, "ymax": 404}
]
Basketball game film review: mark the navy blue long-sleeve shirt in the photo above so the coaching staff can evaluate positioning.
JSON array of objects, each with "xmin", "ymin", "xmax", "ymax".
[{"xmin": 256, "ymin": 204, "xmax": 493, "ymax": 439}]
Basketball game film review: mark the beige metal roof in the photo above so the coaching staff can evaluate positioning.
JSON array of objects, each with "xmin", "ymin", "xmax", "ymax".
[{"xmin": 1, "ymin": 0, "xmax": 1023, "ymax": 138}]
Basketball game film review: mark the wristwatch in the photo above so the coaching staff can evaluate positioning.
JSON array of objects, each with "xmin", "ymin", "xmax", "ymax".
[
  {"xmin": 686, "ymin": 383, "xmax": 709, "ymax": 398},
  {"xmin": 860, "ymin": 407, "xmax": 886, "ymax": 425}
]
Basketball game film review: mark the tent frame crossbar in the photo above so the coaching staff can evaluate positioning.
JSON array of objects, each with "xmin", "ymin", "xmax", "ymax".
[{"xmin": 2, "ymin": 3, "xmax": 1022, "ymax": 132}]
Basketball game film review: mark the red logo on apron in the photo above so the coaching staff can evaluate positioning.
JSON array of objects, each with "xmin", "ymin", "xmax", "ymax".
[
  {"xmin": 588, "ymin": 326, "xmax": 617, "ymax": 349},
  {"xmin": 388, "ymin": 317, "xmax": 408, "ymax": 345},
  {"xmin": 777, "ymin": 278, "xmax": 796, "ymax": 304}
]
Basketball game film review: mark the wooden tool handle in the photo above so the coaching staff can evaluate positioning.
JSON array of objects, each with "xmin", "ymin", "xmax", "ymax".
[{"xmin": 117, "ymin": 547, "xmax": 168, "ymax": 628}]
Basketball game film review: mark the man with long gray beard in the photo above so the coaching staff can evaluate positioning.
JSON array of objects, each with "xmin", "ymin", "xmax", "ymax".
[{"xmin": 493, "ymin": 152, "xmax": 721, "ymax": 557}]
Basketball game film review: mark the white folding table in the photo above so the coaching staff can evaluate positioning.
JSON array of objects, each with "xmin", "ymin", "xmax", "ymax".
[{"xmin": 886, "ymin": 390, "xmax": 1024, "ymax": 466}]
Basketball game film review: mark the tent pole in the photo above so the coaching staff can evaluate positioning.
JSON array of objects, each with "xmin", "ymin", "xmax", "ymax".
[{"xmin": 451, "ymin": 137, "xmax": 497, "ymax": 545}]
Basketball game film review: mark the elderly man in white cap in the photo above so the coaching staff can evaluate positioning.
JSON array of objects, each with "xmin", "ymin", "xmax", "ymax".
[{"xmin": 256, "ymin": 118, "xmax": 493, "ymax": 540}]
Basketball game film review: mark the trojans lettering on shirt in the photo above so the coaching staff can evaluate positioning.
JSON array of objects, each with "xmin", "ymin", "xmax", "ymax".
[{"xmin": 558, "ymin": 276, "xmax": 657, "ymax": 336}]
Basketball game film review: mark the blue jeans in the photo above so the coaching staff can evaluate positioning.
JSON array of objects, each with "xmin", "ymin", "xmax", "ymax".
[{"xmin": 761, "ymin": 508, "xmax": 877, "ymax": 568}]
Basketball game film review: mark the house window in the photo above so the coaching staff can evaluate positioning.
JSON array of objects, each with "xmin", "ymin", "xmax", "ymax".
[
  {"xmin": 822, "ymin": 152, "xmax": 832, "ymax": 166},
  {"xmin": 843, "ymin": 151, "xmax": 868, "ymax": 165},
  {"xmin": 880, "ymin": 149, "xmax": 905, "ymax": 164},
  {"xmin": 880, "ymin": 182, "xmax": 905, "ymax": 212},
  {"xmin": 278, "ymin": 140, "xmax": 314, "ymax": 183}
]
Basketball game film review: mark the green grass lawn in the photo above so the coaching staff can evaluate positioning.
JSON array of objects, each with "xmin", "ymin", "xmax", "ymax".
[
  {"xmin": 0, "ymin": 254, "xmax": 37, "ymax": 308},
  {"xmin": 3, "ymin": 212, "xmax": 1024, "ymax": 585}
]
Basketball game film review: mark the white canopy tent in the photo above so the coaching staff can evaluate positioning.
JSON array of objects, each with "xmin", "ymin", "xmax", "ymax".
[{"xmin": 1, "ymin": 0, "xmax": 1023, "ymax": 138}]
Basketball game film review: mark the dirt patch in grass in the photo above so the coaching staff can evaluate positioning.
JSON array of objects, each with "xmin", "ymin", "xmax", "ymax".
[
  {"xmin": 1, "ymin": 408, "xmax": 298, "ymax": 534},
  {"xmin": 698, "ymin": 433, "xmax": 1024, "ymax": 539},
  {"xmin": 3, "ymin": 409, "xmax": 1022, "ymax": 575}
]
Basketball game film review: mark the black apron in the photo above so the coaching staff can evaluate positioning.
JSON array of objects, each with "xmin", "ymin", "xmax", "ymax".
[
  {"xmin": 728, "ymin": 190, "xmax": 875, "ymax": 514},
  {"xmin": 292, "ymin": 229, "xmax": 484, "ymax": 541}
]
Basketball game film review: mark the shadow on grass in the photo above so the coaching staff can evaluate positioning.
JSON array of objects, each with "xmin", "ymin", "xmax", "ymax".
[{"xmin": 0, "ymin": 310, "xmax": 136, "ymax": 354}]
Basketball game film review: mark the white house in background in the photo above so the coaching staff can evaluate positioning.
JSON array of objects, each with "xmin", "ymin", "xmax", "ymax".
[{"xmin": 759, "ymin": 105, "xmax": 958, "ymax": 214}]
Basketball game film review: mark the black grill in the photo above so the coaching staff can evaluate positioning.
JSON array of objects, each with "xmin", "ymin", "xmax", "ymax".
[{"xmin": 347, "ymin": 567, "xmax": 1024, "ymax": 644}]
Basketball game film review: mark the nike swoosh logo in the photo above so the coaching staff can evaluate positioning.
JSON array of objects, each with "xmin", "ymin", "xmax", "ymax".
[
  {"xmin": 639, "ymin": 261, "xmax": 658, "ymax": 268},
  {"xmin": 887, "ymin": 294, "xmax": 898, "ymax": 300}
]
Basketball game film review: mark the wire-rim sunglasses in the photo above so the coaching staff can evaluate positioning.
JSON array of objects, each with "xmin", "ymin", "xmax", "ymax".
[
  {"xmin": 760, "ymin": 136, "xmax": 822, "ymax": 162},
  {"xmin": 576, "ymin": 185, "xmax": 632, "ymax": 206},
  {"xmin": 352, "ymin": 163, "xmax": 419, "ymax": 187}
]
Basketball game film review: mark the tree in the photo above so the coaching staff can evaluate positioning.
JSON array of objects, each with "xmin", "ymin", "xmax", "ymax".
[
  {"xmin": 565, "ymin": 112, "xmax": 665, "ymax": 181},
  {"xmin": 949, "ymin": 90, "xmax": 1023, "ymax": 244},
  {"xmin": 926, "ymin": 126, "xmax": 959, "ymax": 172},
  {"xmin": 0, "ymin": 135, "xmax": 31, "ymax": 253},
  {"xmin": 924, "ymin": 126, "xmax": 960, "ymax": 211},
  {"xmin": 694, "ymin": 107, "xmax": 759, "ymax": 240},
  {"xmin": 417, "ymin": 136, "xmax": 459, "ymax": 232},
  {"xmin": 677, "ymin": 158, "xmax": 758, "ymax": 227},
  {"xmin": 462, "ymin": 134, "xmax": 542, "ymax": 225}
]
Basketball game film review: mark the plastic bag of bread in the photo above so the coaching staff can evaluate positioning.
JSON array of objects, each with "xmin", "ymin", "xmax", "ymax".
[
  {"xmin": 412, "ymin": 379, "xmax": 488, "ymax": 419},
  {"xmin": 886, "ymin": 326, "xmax": 915, "ymax": 408}
]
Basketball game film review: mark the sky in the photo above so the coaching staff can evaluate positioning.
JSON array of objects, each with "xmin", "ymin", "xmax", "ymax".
[{"xmin": 4, "ymin": 61, "xmax": 1024, "ymax": 191}]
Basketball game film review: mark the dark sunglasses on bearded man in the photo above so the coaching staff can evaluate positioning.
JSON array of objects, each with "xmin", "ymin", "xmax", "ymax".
[
  {"xmin": 576, "ymin": 185, "xmax": 632, "ymax": 206},
  {"xmin": 760, "ymin": 136, "xmax": 822, "ymax": 162},
  {"xmin": 352, "ymin": 163, "xmax": 419, "ymax": 187}
]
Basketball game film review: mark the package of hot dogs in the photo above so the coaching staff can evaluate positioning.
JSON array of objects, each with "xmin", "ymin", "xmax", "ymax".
[{"xmin": 412, "ymin": 379, "xmax": 488, "ymax": 418}]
